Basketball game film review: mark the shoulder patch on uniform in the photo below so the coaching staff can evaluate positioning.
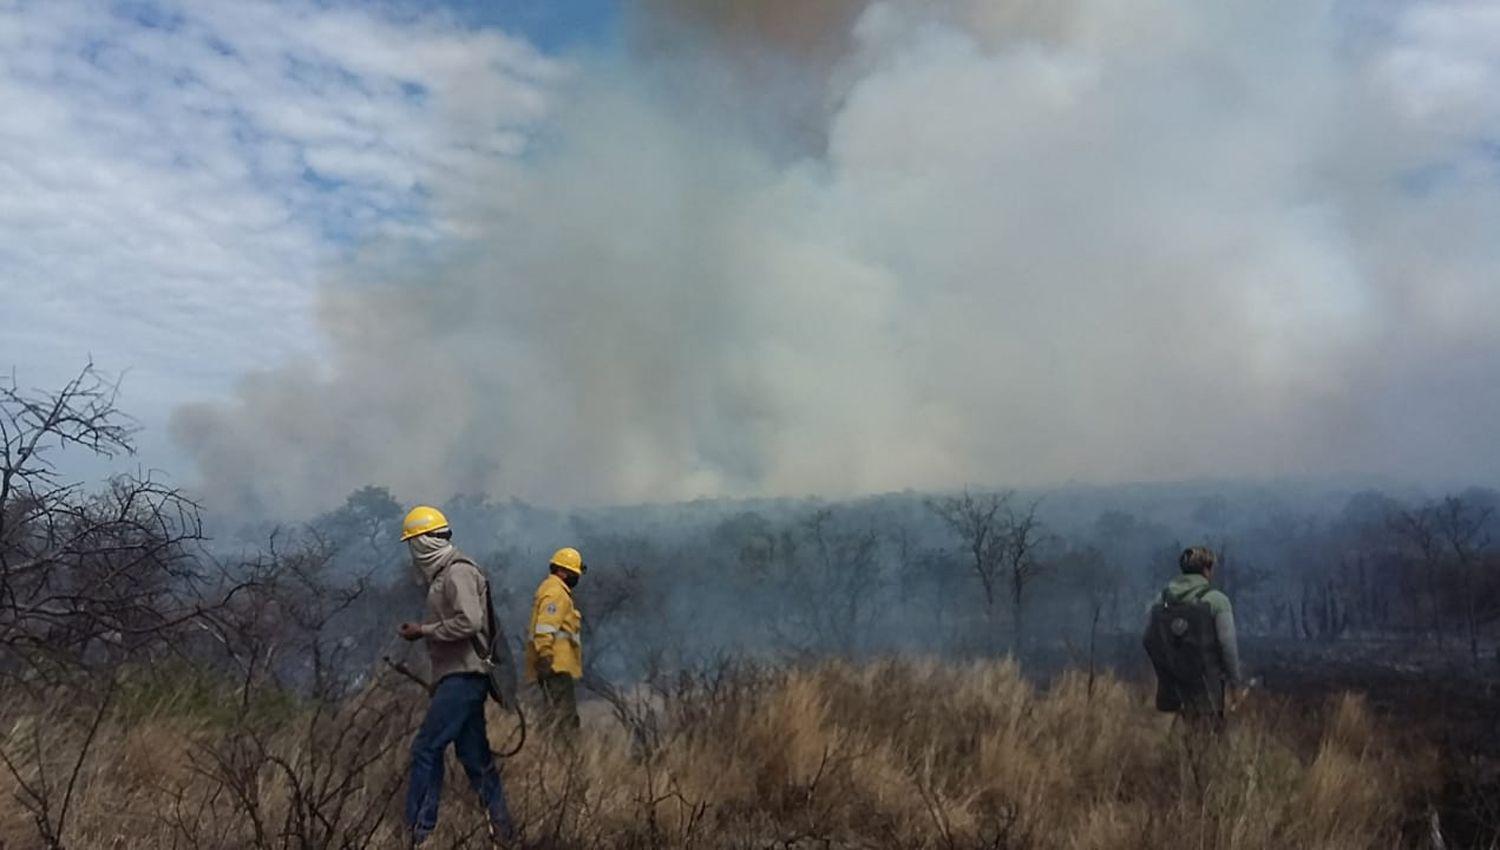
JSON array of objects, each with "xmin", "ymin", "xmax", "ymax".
[{"xmin": 545, "ymin": 602, "xmax": 558, "ymax": 615}]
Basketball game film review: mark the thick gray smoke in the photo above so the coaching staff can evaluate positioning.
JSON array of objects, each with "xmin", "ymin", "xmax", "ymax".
[{"xmin": 173, "ymin": 0, "xmax": 1500, "ymax": 519}]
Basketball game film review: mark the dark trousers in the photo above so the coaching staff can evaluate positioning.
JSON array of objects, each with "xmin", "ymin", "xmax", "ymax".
[
  {"xmin": 406, "ymin": 673, "xmax": 514, "ymax": 843},
  {"xmin": 537, "ymin": 672, "xmax": 580, "ymax": 736}
]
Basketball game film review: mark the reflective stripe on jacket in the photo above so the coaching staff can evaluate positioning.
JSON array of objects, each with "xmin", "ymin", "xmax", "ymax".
[{"xmin": 525, "ymin": 573, "xmax": 582, "ymax": 681}]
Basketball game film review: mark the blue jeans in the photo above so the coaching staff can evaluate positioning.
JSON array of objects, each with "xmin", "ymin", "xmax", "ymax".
[{"xmin": 406, "ymin": 673, "xmax": 514, "ymax": 843}]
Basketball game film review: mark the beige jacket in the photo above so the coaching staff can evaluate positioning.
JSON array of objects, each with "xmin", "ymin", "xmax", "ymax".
[{"xmin": 412, "ymin": 539, "xmax": 490, "ymax": 683}]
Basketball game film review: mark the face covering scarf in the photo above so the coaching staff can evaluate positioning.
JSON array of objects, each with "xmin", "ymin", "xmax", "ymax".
[{"xmin": 409, "ymin": 534, "xmax": 455, "ymax": 586}]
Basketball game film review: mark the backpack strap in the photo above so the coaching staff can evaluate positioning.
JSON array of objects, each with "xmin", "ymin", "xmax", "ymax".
[
  {"xmin": 454, "ymin": 557, "xmax": 496, "ymax": 664},
  {"xmin": 428, "ymin": 558, "xmax": 495, "ymax": 664},
  {"xmin": 474, "ymin": 576, "xmax": 498, "ymax": 665}
]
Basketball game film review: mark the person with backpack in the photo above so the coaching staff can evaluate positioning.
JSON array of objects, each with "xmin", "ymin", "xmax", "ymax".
[
  {"xmin": 1142, "ymin": 546, "xmax": 1246, "ymax": 726},
  {"xmin": 397, "ymin": 505, "xmax": 516, "ymax": 847}
]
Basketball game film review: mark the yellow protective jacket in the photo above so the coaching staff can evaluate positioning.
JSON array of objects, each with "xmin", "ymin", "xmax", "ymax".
[{"xmin": 525, "ymin": 573, "xmax": 582, "ymax": 680}]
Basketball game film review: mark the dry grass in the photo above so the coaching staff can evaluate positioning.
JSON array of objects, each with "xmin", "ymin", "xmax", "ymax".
[{"xmin": 0, "ymin": 659, "xmax": 1434, "ymax": 849}]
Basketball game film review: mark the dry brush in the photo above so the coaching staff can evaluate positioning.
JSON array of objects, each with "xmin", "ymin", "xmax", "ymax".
[{"xmin": 0, "ymin": 658, "xmax": 1435, "ymax": 849}]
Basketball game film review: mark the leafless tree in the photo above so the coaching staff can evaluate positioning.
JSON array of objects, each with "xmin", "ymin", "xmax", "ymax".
[
  {"xmin": 1433, "ymin": 495, "xmax": 1494, "ymax": 662},
  {"xmin": 1387, "ymin": 505, "xmax": 1447, "ymax": 646},
  {"xmin": 802, "ymin": 508, "xmax": 883, "ymax": 652},
  {"xmin": 0, "ymin": 363, "xmax": 212, "ymax": 848},
  {"xmin": 749, "ymin": 509, "xmax": 884, "ymax": 657},
  {"xmin": 182, "ymin": 673, "xmax": 418, "ymax": 850},
  {"xmin": 570, "ymin": 539, "xmax": 647, "ymax": 675},
  {"xmin": 1, "ymin": 365, "xmax": 208, "ymax": 676},
  {"xmin": 997, "ymin": 499, "xmax": 1050, "ymax": 652},
  {"xmin": 927, "ymin": 490, "xmax": 1010, "ymax": 643},
  {"xmin": 194, "ymin": 531, "xmax": 372, "ymax": 708},
  {"xmin": 1053, "ymin": 545, "xmax": 1112, "ymax": 693}
]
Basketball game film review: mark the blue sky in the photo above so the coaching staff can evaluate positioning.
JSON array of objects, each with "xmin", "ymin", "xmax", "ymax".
[
  {"xmin": 1, "ymin": 0, "xmax": 594, "ymax": 471},
  {"xmin": 443, "ymin": 0, "xmax": 618, "ymax": 53}
]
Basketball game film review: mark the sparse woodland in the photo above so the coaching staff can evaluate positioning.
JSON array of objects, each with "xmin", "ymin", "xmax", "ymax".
[{"xmin": 1, "ymin": 366, "xmax": 1494, "ymax": 848}]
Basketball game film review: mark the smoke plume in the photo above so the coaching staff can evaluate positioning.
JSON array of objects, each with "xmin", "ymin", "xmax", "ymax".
[{"xmin": 173, "ymin": 0, "xmax": 1500, "ymax": 519}]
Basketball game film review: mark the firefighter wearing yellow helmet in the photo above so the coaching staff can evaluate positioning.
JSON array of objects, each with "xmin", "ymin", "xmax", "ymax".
[
  {"xmin": 526, "ymin": 547, "xmax": 585, "ymax": 735},
  {"xmin": 394, "ymin": 505, "xmax": 514, "ymax": 846}
]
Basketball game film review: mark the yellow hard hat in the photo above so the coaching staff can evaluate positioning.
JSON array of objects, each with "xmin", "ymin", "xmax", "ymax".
[
  {"xmin": 549, "ymin": 547, "xmax": 586, "ymax": 575},
  {"xmin": 401, "ymin": 506, "xmax": 450, "ymax": 541}
]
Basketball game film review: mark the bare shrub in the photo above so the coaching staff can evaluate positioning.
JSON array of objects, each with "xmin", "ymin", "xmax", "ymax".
[
  {"xmin": 0, "ymin": 657, "xmax": 1437, "ymax": 849},
  {"xmin": 0, "ymin": 365, "xmax": 214, "ymax": 848},
  {"xmin": 174, "ymin": 675, "xmax": 419, "ymax": 850}
]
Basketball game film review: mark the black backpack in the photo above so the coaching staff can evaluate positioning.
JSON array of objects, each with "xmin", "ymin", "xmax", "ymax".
[
  {"xmin": 1142, "ymin": 584, "xmax": 1225, "ymax": 714},
  {"xmin": 472, "ymin": 573, "xmax": 520, "ymax": 710}
]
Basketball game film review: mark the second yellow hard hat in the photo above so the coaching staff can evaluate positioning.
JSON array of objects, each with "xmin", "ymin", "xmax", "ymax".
[{"xmin": 549, "ymin": 547, "xmax": 586, "ymax": 575}]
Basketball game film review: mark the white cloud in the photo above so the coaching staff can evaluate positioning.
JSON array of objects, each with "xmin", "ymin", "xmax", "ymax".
[
  {"xmin": 0, "ymin": 0, "xmax": 557, "ymax": 467},
  {"xmin": 1382, "ymin": 1, "xmax": 1500, "ymax": 133}
]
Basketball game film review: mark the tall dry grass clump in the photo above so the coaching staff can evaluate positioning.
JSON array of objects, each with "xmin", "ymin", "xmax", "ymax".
[{"xmin": 0, "ymin": 659, "xmax": 1432, "ymax": 849}]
